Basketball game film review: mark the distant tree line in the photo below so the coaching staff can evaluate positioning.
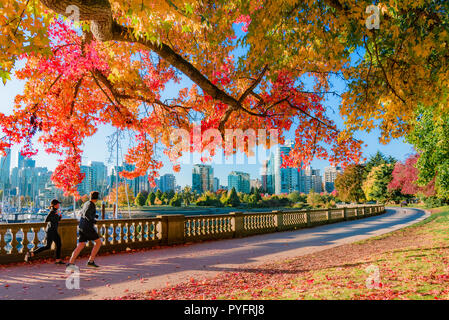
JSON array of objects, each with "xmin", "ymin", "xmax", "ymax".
[{"xmin": 334, "ymin": 151, "xmax": 444, "ymax": 208}]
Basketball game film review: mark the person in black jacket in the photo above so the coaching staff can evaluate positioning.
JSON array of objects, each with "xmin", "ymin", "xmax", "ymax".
[
  {"xmin": 67, "ymin": 191, "xmax": 102, "ymax": 268},
  {"xmin": 25, "ymin": 199, "xmax": 64, "ymax": 264}
]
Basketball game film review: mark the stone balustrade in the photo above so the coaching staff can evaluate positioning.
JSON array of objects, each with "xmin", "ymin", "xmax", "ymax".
[{"xmin": 0, "ymin": 205, "xmax": 385, "ymax": 264}]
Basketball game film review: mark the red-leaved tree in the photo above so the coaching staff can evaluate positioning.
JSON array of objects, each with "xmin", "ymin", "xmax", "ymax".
[
  {"xmin": 0, "ymin": 20, "xmax": 362, "ymax": 197},
  {"xmin": 388, "ymin": 154, "xmax": 435, "ymax": 197}
]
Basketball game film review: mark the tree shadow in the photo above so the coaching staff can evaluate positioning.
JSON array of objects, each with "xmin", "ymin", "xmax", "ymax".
[{"xmin": 0, "ymin": 208, "xmax": 427, "ymax": 299}]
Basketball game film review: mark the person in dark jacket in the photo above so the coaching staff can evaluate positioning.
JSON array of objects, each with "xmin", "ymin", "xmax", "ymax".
[
  {"xmin": 25, "ymin": 199, "xmax": 64, "ymax": 264},
  {"xmin": 67, "ymin": 191, "xmax": 102, "ymax": 268}
]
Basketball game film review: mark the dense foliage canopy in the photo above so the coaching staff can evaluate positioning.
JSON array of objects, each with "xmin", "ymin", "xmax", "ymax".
[{"xmin": 0, "ymin": 0, "xmax": 447, "ymax": 196}]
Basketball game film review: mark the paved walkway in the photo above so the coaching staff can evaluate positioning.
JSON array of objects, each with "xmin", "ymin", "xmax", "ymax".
[{"xmin": 0, "ymin": 207, "xmax": 428, "ymax": 300}]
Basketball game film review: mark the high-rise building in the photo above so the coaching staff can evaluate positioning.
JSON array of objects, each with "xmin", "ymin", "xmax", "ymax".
[
  {"xmin": 159, "ymin": 173, "xmax": 176, "ymax": 192},
  {"xmin": 299, "ymin": 166, "xmax": 323, "ymax": 194},
  {"xmin": 324, "ymin": 166, "xmax": 342, "ymax": 193},
  {"xmin": 89, "ymin": 161, "xmax": 107, "ymax": 193},
  {"xmin": 109, "ymin": 165, "xmax": 125, "ymax": 188},
  {"xmin": 77, "ymin": 161, "xmax": 108, "ymax": 196},
  {"xmin": 311, "ymin": 168, "xmax": 323, "ymax": 193},
  {"xmin": 78, "ymin": 165, "xmax": 91, "ymax": 196},
  {"xmin": 273, "ymin": 141, "xmax": 301, "ymax": 194},
  {"xmin": 265, "ymin": 142, "xmax": 323, "ymax": 195},
  {"xmin": 0, "ymin": 148, "xmax": 11, "ymax": 188},
  {"xmin": 192, "ymin": 164, "xmax": 213, "ymax": 194},
  {"xmin": 132, "ymin": 174, "xmax": 150, "ymax": 196},
  {"xmin": 10, "ymin": 167, "xmax": 18, "ymax": 191},
  {"xmin": 228, "ymin": 171, "xmax": 250, "ymax": 194},
  {"xmin": 213, "ymin": 177, "xmax": 220, "ymax": 192},
  {"xmin": 18, "ymin": 152, "xmax": 35, "ymax": 168}
]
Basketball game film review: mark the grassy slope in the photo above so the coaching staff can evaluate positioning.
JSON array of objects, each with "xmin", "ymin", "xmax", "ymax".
[
  {"xmin": 228, "ymin": 206, "xmax": 449, "ymax": 300},
  {"xmin": 115, "ymin": 206, "xmax": 449, "ymax": 300}
]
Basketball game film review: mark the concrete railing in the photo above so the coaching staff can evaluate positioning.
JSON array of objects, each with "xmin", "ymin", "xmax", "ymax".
[{"xmin": 0, "ymin": 205, "xmax": 385, "ymax": 264}]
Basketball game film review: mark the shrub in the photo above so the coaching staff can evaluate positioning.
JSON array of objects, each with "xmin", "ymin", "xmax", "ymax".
[
  {"xmin": 424, "ymin": 197, "xmax": 446, "ymax": 208},
  {"xmin": 196, "ymin": 191, "xmax": 224, "ymax": 207},
  {"xmin": 146, "ymin": 192, "xmax": 156, "ymax": 206},
  {"xmin": 134, "ymin": 192, "xmax": 147, "ymax": 207},
  {"xmin": 224, "ymin": 187, "xmax": 240, "ymax": 207},
  {"xmin": 169, "ymin": 193, "xmax": 182, "ymax": 207}
]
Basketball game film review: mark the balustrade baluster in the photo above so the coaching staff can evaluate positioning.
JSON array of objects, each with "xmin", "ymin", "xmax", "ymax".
[
  {"xmin": 205, "ymin": 218, "xmax": 210, "ymax": 235},
  {"xmin": 190, "ymin": 219, "xmax": 194, "ymax": 236},
  {"xmin": 10, "ymin": 227, "xmax": 19, "ymax": 255},
  {"xmin": 33, "ymin": 227, "xmax": 41, "ymax": 251},
  {"xmin": 0, "ymin": 207, "xmax": 384, "ymax": 264},
  {"xmin": 151, "ymin": 221, "xmax": 156, "ymax": 240},
  {"xmin": 201, "ymin": 218, "xmax": 206, "ymax": 236},
  {"xmin": 138, "ymin": 222, "xmax": 143, "ymax": 241},
  {"xmin": 117, "ymin": 223, "xmax": 123, "ymax": 243},
  {"xmin": 0, "ymin": 228, "xmax": 5, "ymax": 254},
  {"xmin": 193, "ymin": 219, "xmax": 197, "ymax": 236},
  {"xmin": 130, "ymin": 223, "xmax": 136, "ymax": 242},
  {"xmin": 186, "ymin": 219, "xmax": 191, "ymax": 237},
  {"xmin": 143, "ymin": 221, "xmax": 149, "ymax": 241},
  {"xmin": 21, "ymin": 228, "xmax": 29, "ymax": 254},
  {"xmin": 110, "ymin": 223, "xmax": 115, "ymax": 245}
]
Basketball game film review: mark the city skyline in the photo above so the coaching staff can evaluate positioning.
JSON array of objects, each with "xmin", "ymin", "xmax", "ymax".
[{"xmin": 0, "ymin": 147, "xmax": 412, "ymax": 195}]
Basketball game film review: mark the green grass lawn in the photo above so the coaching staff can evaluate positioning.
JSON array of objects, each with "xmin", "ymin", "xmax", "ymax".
[{"xmin": 219, "ymin": 206, "xmax": 449, "ymax": 300}]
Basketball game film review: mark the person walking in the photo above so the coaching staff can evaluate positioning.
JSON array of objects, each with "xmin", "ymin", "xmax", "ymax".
[
  {"xmin": 67, "ymin": 191, "xmax": 102, "ymax": 268},
  {"xmin": 25, "ymin": 199, "xmax": 64, "ymax": 264}
]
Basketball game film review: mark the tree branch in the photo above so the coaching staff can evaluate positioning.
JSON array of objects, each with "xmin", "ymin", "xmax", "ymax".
[
  {"xmin": 372, "ymin": 30, "xmax": 406, "ymax": 105},
  {"xmin": 238, "ymin": 65, "xmax": 268, "ymax": 103},
  {"xmin": 69, "ymin": 77, "xmax": 83, "ymax": 118}
]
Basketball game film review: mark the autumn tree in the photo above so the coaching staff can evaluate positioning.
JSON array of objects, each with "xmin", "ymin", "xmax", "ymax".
[
  {"xmin": 0, "ymin": 0, "xmax": 447, "ymax": 197},
  {"xmin": 107, "ymin": 183, "xmax": 135, "ymax": 206},
  {"xmin": 388, "ymin": 155, "xmax": 435, "ymax": 198},
  {"xmin": 335, "ymin": 164, "xmax": 365, "ymax": 203},
  {"xmin": 307, "ymin": 191, "xmax": 323, "ymax": 208},
  {"xmin": 362, "ymin": 163, "xmax": 396, "ymax": 203}
]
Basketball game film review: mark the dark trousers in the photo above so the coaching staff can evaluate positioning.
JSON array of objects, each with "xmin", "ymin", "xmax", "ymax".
[{"xmin": 33, "ymin": 231, "xmax": 61, "ymax": 259}]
